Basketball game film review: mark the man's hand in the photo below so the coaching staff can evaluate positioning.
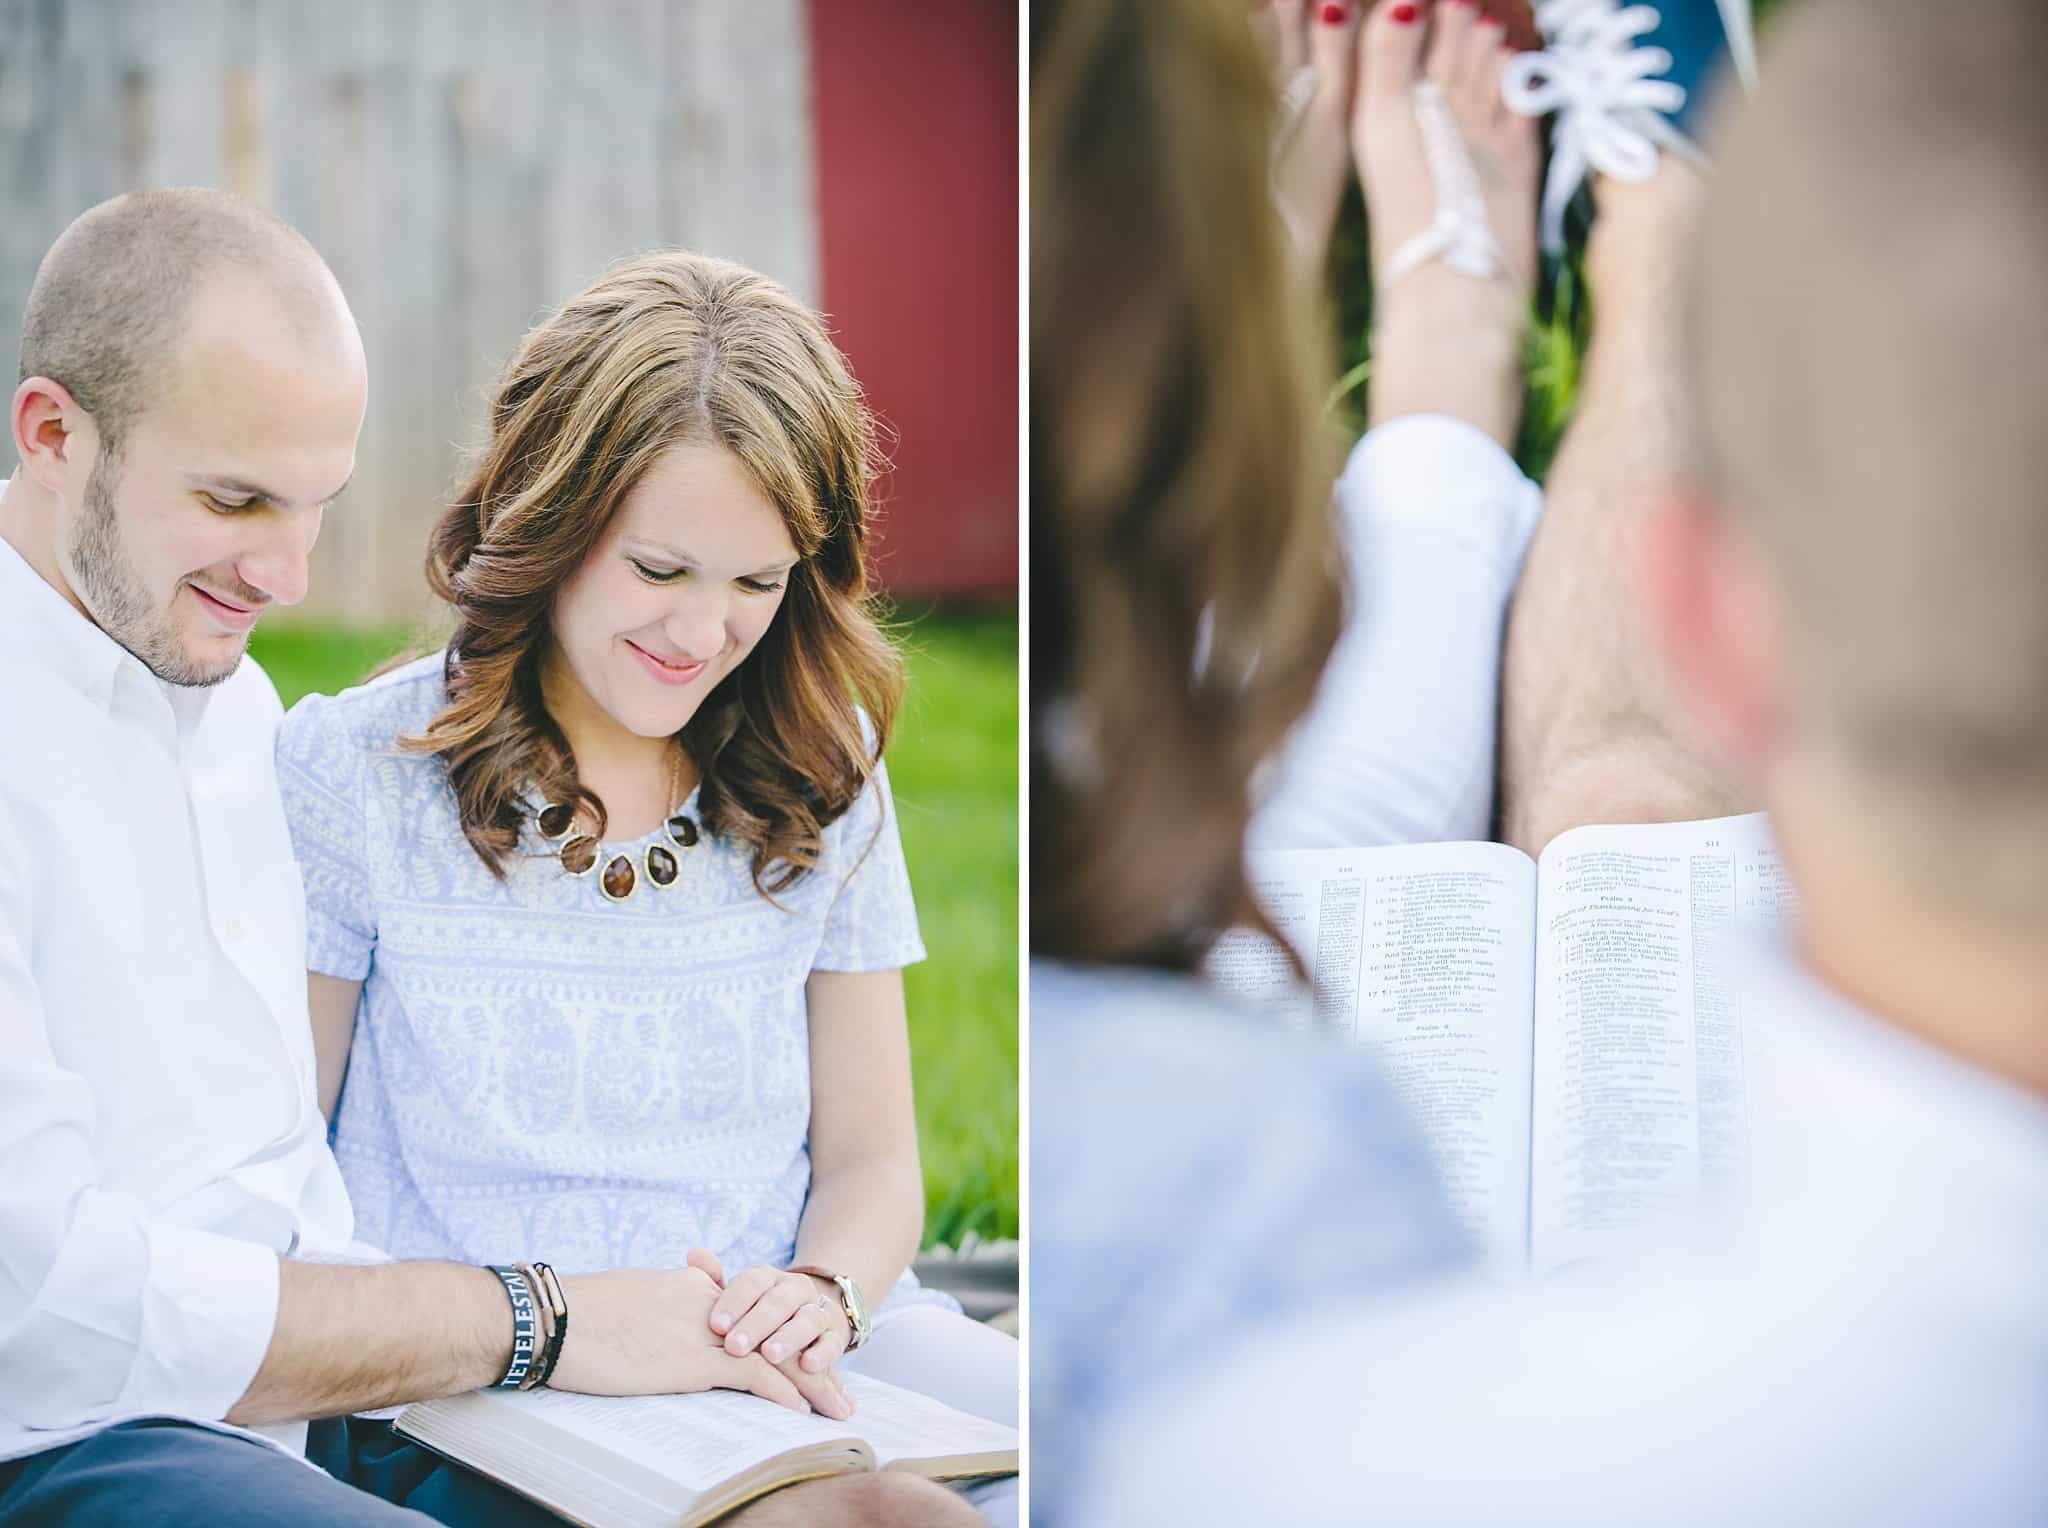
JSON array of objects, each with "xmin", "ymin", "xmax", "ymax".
[{"xmin": 552, "ymin": 1266, "xmax": 853, "ymax": 1419}]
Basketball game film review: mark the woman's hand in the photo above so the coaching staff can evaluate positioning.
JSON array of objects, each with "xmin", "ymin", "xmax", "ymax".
[
  {"xmin": 705, "ymin": 1262, "xmax": 855, "ymax": 1380},
  {"xmin": 551, "ymin": 1265, "xmax": 852, "ymax": 1418}
]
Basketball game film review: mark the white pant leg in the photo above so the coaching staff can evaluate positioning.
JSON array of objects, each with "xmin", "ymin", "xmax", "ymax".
[
  {"xmin": 1251, "ymin": 414, "xmax": 1545, "ymax": 853},
  {"xmin": 841, "ymin": 1305, "xmax": 1020, "ymax": 1527}
]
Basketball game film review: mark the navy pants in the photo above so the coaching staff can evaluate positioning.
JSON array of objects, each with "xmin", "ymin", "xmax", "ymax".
[{"xmin": 0, "ymin": 1417, "xmax": 563, "ymax": 1527}]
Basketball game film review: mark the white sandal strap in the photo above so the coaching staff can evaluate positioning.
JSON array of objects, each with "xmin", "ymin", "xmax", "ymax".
[
  {"xmin": 1271, "ymin": 66, "xmax": 1321, "ymax": 257},
  {"xmin": 1275, "ymin": 64, "xmax": 1319, "ymax": 149},
  {"xmin": 1376, "ymin": 80, "xmax": 1513, "ymax": 289}
]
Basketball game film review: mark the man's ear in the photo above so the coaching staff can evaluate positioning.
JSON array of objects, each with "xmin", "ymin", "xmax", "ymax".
[
  {"xmin": 1640, "ymin": 488, "xmax": 1789, "ymax": 773},
  {"xmin": 12, "ymin": 376, "xmax": 92, "ymax": 494}
]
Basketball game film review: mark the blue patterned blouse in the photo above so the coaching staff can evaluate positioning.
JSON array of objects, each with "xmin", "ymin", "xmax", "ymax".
[{"xmin": 275, "ymin": 654, "xmax": 928, "ymax": 1281}]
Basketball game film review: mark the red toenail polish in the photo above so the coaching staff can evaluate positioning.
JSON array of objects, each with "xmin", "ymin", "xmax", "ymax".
[
  {"xmin": 1389, "ymin": 1, "xmax": 1419, "ymax": 20},
  {"xmin": 1320, "ymin": 2, "xmax": 1348, "ymax": 21}
]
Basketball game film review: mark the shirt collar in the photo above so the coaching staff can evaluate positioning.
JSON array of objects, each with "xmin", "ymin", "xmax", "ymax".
[
  {"xmin": 0, "ymin": 518, "xmax": 130, "ymax": 713},
  {"xmin": 0, "ymin": 510, "xmax": 219, "ymax": 736}
]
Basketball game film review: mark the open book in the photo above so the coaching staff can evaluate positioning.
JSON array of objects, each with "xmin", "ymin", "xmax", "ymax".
[
  {"xmin": 1210, "ymin": 813, "xmax": 1795, "ymax": 1276},
  {"xmin": 394, "ymin": 1373, "xmax": 1018, "ymax": 1528}
]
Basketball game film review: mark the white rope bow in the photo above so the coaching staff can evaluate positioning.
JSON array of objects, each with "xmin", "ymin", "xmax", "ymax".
[{"xmin": 1502, "ymin": 0, "xmax": 1702, "ymax": 253}]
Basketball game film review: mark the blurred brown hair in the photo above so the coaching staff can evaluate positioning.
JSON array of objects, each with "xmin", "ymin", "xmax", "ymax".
[
  {"xmin": 405, "ymin": 250, "xmax": 902, "ymax": 895},
  {"xmin": 1031, "ymin": 0, "xmax": 1345, "ymax": 971}
]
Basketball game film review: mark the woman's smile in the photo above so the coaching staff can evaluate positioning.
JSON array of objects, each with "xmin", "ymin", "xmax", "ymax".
[{"xmin": 625, "ymin": 637, "xmax": 711, "ymax": 687}]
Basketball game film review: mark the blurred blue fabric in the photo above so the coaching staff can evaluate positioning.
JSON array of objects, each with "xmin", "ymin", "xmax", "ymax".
[{"xmin": 1028, "ymin": 958, "xmax": 1473, "ymax": 1528}]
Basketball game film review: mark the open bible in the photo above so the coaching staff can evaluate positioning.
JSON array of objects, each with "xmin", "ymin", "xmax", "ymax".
[
  {"xmin": 393, "ymin": 1372, "xmax": 1018, "ymax": 1528},
  {"xmin": 1210, "ymin": 813, "xmax": 1795, "ymax": 1275}
]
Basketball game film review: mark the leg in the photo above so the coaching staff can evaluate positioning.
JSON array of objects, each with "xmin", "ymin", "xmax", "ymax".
[
  {"xmin": 841, "ymin": 1306, "xmax": 1020, "ymax": 1527},
  {"xmin": 844, "ymin": 1305, "xmax": 1019, "ymax": 1426},
  {"xmin": 0, "ymin": 1420, "xmax": 431, "ymax": 1527},
  {"xmin": 319, "ymin": 1417, "xmax": 566, "ymax": 1526},
  {"xmin": 1253, "ymin": 0, "xmax": 1546, "ymax": 852},
  {"xmin": 1499, "ymin": 164, "xmax": 1751, "ymax": 854}
]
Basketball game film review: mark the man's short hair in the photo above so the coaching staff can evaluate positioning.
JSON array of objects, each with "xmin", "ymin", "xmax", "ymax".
[
  {"xmin": 1692, "ymin": 0, "xmax": 2048, "ymax": 919},
  {"xmin": 19, "ymin": 187, "xmax": 339, "ymax": 453}
]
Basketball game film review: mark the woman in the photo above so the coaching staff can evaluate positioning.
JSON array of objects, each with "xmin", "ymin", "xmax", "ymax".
[
  {"xmin": 1030, "ymin": 0, "xmax": 1542, "ymax": 1517},
  {"xmin": 276, "ymin": 251, "xmax": 1014, "ymax": 1518}
]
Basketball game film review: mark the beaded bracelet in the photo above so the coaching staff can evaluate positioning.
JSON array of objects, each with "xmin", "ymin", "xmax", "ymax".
[{"xmin": 488, "ymin": 1264, "xmax": 539, "ymax": 1389}]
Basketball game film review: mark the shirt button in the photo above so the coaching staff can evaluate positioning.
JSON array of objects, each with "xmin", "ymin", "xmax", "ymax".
[{"xmin": 224, "ymin": 918, "xmax": 246, "ymax": 941}]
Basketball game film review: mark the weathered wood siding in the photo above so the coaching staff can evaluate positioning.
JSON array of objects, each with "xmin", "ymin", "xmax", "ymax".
[{"xmin": 0, "ymin": 0, "xmax": 819, "ymax": 623}]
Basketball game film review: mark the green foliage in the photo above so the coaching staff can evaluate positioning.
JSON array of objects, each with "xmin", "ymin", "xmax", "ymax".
[{"xmin": 250, "ymin": 608, "xmax": 1022, "ymax": 1250}]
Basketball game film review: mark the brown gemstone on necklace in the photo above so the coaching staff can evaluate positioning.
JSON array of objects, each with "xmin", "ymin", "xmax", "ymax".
[
  {"xmin": 600, "ymin": 854, "xmax": 637, "ymax": 901},
  {"xmin": 645, "ymin": 844, "xmax": 679, "ymax": 887},
  {"xmin": 560, "ymin": 835, "xmax": 599, "ymax": 875},
  {"xmin": 536, "ymin": 802, "xmax": 577, "ymax": 841},
  {"xmin": 666, "ymin": 813, "xmax": 700, "ymax": 849}
]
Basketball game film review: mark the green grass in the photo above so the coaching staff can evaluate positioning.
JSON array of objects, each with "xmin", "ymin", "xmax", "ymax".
[{"xmin": 250, "ymin": 609, "xmax": 1020, "ymax": 1250}]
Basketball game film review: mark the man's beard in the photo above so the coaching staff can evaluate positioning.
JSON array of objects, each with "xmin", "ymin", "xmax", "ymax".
[{"xmin": 68, "ymin": 452, "xmax": 245, "ymax": 688}]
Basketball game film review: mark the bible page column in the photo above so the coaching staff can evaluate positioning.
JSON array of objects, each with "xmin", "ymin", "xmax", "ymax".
[
  {"xmin": 1527, "ymin": 814, "xmax": 1788, "ymax": 1275},
  {"xmin": 1207, "ymin": 848, "xmax": 1371, "ymax": 1030},
  {"xmin": 1221, "ymin": 843, "xmax": 1538, "ymax": 1270},
  {"xmin": 1528, "ymin": 823, "xmax": 1701, "ymax": 1276}
]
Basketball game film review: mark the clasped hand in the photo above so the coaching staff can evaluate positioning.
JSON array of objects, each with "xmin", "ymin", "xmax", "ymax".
[
  {"xmin": 692, "ymin": 1250, "xmax": 856, "ymax": 1400},
  {"xmin": 550, "ymin": 1258, "xmax": 853, "ymax": 1419}
]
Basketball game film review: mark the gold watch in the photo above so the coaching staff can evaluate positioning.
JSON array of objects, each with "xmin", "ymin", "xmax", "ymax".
[{"xmin": 788, "ymin": 1264, "xmax": 871, "ymax": 1352}]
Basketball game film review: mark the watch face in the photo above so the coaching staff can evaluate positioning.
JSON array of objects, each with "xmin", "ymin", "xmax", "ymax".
[{"xmin": 842, "ymin": 1275, "xmax": 870, "ymax": 1329}]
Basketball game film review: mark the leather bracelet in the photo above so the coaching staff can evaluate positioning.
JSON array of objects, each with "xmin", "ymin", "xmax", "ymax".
[
  {"xmin": 519, "ymin": 1261, "xmax": 570, "ymax": 1389},
  {"xmin": 488, "ymin": 1265, "xmax": 538, "ymax": 1389}
]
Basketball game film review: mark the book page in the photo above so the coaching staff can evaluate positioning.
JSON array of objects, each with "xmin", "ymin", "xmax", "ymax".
[
  {"xmin": 1529, "ymin": 813, "xmax": 1792, "ymax": 1275},
  {"xmin": 1210, "ymin": 841, "xmax": 1538, "ymax": 1270},
  {"xmin": 404, "ymin": 1384, "xmax": 846, "ymax": 1498},
  {"xmin": 830, "ymin": 1375, "xmax": 1019, "ymax": 1472}
]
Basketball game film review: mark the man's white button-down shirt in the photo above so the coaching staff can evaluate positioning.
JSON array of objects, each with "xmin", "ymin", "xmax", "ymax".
[{"xmin": 0, "ymin": 527, "xmax": 355, "ymax": 1464}]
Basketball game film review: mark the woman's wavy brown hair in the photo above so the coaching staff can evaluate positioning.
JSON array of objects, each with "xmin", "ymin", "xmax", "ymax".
[
  {"xmin": 1031, "ymin": 0, "xmax": 1347, "ymax": 972},
  {"xmin": 404, "ymin": 249, "xmax": 902, "ymax": 895}
]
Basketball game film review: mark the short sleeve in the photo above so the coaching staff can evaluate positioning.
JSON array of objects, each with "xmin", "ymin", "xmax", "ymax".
[
  {"xmin": 274, "ymin": 693, "xmax": 378, "ymax": 981},
  {"xmin": 812, "ymin": 758, "xmax": 927, "ymax": 972}
]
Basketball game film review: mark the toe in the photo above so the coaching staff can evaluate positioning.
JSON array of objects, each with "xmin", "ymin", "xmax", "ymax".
[
  {"xmin": 1487, "ymin": 47, "xmax": 1537, "ymax": 150},
  {"xmin": 1307, "ymin": 1, "xmax": 1364, "ymax": 109},
  {"xmin": 1273, "ymin": 0, "xmax": 1310, "ymax": 76},
  {"xmin": 1360, "ymin": 0, "xmax": 1428, "ymax": 109},
  {"xmin": 1465, "ymin": 8, "xmax": 1508, "ymax": 94},
  {"xmin": 1249, "ymin": 1, "xmax": 1281, "ymax": 75},
  {"xmin": 1425, "ymin": 0, "xmax": 1473, "ymax": 91}
]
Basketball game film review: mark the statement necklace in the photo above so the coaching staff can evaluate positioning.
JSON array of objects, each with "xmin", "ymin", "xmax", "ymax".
[{"xmin": 534, "ymin": 745, "xmax": 701, "ymax": 903}]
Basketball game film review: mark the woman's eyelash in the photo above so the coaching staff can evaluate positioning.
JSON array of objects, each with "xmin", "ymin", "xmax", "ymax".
[
  {"xmin": 201, "ymin": 493, "xmax": 256, "ymax": 513},
  {"xmin": 631, "ymin": 559, "xmax": 783, "ymax": 594}
]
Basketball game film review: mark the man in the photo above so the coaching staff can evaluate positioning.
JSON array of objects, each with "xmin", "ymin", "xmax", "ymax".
[
  {"xmin": 1076, "ymin": 0, "xmax": 2046, "ymax": 1521},
  {"xmin": 0, "ymin": 189, "xmax": 974, "ymax": 1526}
]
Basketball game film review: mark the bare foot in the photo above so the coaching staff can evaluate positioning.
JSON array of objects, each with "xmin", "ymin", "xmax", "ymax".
[
  {"xmin": 1261, "ymin": 0, "xmax": 1367, "ymax": 279},
  {"xmin": 1352, "ymin": 0, "xmax": 1539, "ymax": 448}
]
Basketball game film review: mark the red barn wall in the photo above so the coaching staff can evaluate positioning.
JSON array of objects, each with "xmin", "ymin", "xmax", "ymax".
[{"xmin": 805, "ymin": 2, "xmax": 1019, "ymax": 599}]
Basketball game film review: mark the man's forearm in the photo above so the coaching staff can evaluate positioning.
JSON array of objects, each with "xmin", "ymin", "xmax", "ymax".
[
  {"xmin": 792, "ymin": 1156, "xmax": 925, "ymax": 1313},
  {"xmin": 227, "ymin": 1259, "xmax": 511, "ymax": 1424}
]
